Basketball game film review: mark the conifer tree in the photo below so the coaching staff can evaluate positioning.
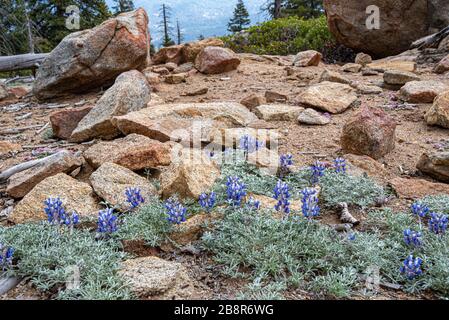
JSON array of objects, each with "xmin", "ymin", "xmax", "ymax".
[
  {"xmin": 159, "ymin": 4, "xmax": 174, "ymax": 47},
  {"xmin": 227, "ymin": 0, "xmax": 251, "ymax": 33},
  {"xmin": 176, "ymin": 19, "xmax": 184, "ymax": 45},
  {"xmin": 113, "ymin": 0, "xmax": 135, "ymax": 14}
]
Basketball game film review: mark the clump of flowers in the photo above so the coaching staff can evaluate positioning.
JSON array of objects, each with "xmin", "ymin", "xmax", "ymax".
[
  {"xmin": 125, "ymin": 187, "xmax": 145, "ymax": 209},
  {"xmin": 44, "ymin": 197, "xmax": 79, "ymax": 228},
  {"xmin": 273, "ymin": 180, "xmax": 291, "ymax": 216},
  {"xmin": 279, "ymin": 153, "xmax": 293, "ymax": 178},
  {"xmin": 403, "ymin": 229, "xmax": 422, "ymax": 247},
  {"xmin": 246, "ymin": 197, "xmax": 261, "ymax": 210},
  {"xmin": 226, "ymin": 176, "xmax": 247, "ymax": 206},
  {"xmin": 411, "ymin": 201, "xmax": 429, "ymax": 218},
  {"xmin": 239, "ymin": 134, "xmax": 264, "ymax": 158},
  {"xmin": 400, "ymin": 255, "xmax": 423, "ymax": 280},
  {"xmin": 0, "ymin": 243, "xmax": 14, "ymax": 271},
  {"xmin": 310, "ymin": 161, "xmax": 326, "ymax": 184},
  {"xmin": 334, "ymin": 157, "xmax": 347, "ymax": 174},
  {"xmin": 199, "ymin": 192, "xmax": 216, "ymax": 213},
  {"xmin": 428, "ymin": 213, "xmax": 448, "ymax": 235},
  {"xmin": 97, "ymin": 208, "xmax": 118, "ymax": 234},
  {"xmin": 301, "ymin": 188, "xmax": 320, "ymax": 219},
  {"xmin": 347, "ymin": 233, "xmax": 356, "ymax": 241},
  {"xmin": 165, "ymin": 197, "xmax": 187, "ymax": 225}
]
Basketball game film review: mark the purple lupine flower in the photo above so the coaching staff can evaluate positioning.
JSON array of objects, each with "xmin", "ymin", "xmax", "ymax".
[
  {"xmin": 246, "ymin": 196, "xmax": 261, "ymax": 210},
  {"xmin": 428, "ymin": 213, "xmax": 448, "ymax": 235},
  {"xmin": 165, "ymin": 197, "xmax": 187, "ymax": 225},
  {"xmin": 199, "ymin": 192, "xmax": 216, "ymax": 213},
  {"xmin": 310, "ymin": 161, "xmax": 326, "ymax": 184},
  {"xmin": 411, "ymin": 201, "xmax": 429, "ymax": 218},
  {"xmin": 301, "ymin": 188, "xmax": 320, "ymax": 219},
  {"xmin": 239, "ymin": 134, "xmax": 264, "ymax": 155},
  {"xmin": 279, "ymin": 153, "xmax": 293, "ymax": 178},
  {"xmin": 0, "ymin": 244, "xmax": 14, "ymax": 271},
  {"xmin": 226, "ymin": 176, "xmax": 247, "ymax": 206},
  {"xmin": 125, "ymin": 187, "xmax": 145, "ymax": 209},
  {"xmin": 400, "ymin": 255, "xmax": 423, "ymax": 280},
  {"xmin": 334, "ymin": 157, "xmax": 347, "ymax": 174},
  {"xmin": 403, "ymin": 229, "xmax": 422, "ymax": 247},
  {"xmin": 97, "ymin": 208, "xmax": 118, "ymax": 234},
  {"xmin": 274, "ymin": 180, "xmax": 291, "ymax": 216}
]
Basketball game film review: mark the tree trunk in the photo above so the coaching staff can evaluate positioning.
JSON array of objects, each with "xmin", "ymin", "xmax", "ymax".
[
  {"xmin": 0, "ymin": 53, "xmax": 48, "ymax": 72},
  {"xmin": 410, "ymin": 25, "xmax": 449, "ymax": 49},
  {"xmin": 274, "ymin": 0, "xmax": 282, "ymax": 19}
]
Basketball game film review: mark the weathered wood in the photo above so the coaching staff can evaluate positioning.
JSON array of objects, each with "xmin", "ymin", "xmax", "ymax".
[
  {"xmin": 0, "ymin": 152, "xmax": 63, "ymax": 181},
  {"xmin": 0, "ymin": 276, "xmax": 22, "ymax": 295},
  {"xmin": 0, "ymin": 53, "xmax": 48, "ymax": 72},
  {"xmin": 411, "ymin": 25, "xmax": 449, "ymax": 49}
]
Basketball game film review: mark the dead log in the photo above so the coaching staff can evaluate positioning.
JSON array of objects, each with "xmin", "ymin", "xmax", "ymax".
[
  {"xmin": 0, "ymin": 53, "xmax": 48, "ymax": 73},
  {"xmin": 0, "ymin": 276, "xmax": 22, "ymax": 295},
  {"xmin": 410, "ymin": 25, "xmax": 449, "ymax": 50},
  {"xmin": 338, "ymin": 202, "xmax": 360, "ymax": 225}
]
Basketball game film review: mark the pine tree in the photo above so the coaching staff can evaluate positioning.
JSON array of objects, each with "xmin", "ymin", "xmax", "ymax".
[
  {"xmin": 113, "ymin": 0, "xmax": 135, "ymax": 14},
  {"xmin": 227, "ymin": 0, "xmax": 251, "ymax": 33},
  {"xmin": 159, "ymin": 4, "xmax": 174, "ymax": 47},
  {"xmin": 283, "ymin": 0, "xmax": 323, "ymax": 18},
  {"xmin": 0, "ymin": 0, "xmax": 111, "ymax": 55},
  {"xmin": 176, "ymin": 20, "xmax": 184, "ymax": 45}
]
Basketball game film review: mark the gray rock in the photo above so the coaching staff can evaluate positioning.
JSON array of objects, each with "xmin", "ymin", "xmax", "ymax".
[{"xmin": 298, "ymin": 108, "xmax": 331, "ymax": 125}]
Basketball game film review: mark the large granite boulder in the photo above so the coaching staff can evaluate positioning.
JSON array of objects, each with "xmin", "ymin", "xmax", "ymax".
[
  {"xmin": 70, "ymin": 70, "xmax": 150, "ymax": 142},
  {"xmin": 323, "ymin": 0, "xmax": 449, "ymax": 57},
  {"xmin": 33, "ymin": 9, "xmax": 150, "ymax": 99}
]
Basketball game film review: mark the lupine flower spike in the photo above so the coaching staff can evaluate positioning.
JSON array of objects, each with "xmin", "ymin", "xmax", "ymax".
[
  {"xmin": 199, "ymin": 192, "xmax": 216, "ymax": 213},
  {"xmin": 403, "ymin": 229, "xmax": 422, "ymax": 247},
  {"xmin": 310, "ymin": 161, "xmax": 326, "ymax": 185},
  {"xmin": 411, "ymin": 201, "xmax": 429, "ymax": 218},
  {"xmin": 400, "ymin": 255, "xmax": 423, "ymax": 280},
  {"xmin": 428, "ymin": 213, "xmax": 448, "ymax": 235},
  {"xmin": 44, "ymin": 197, "xmax": 66, "ymax": 225},
  {"xmin": 226, "ymin": 176, "xmax": 247, "ymax": 206},
  {"xmin": 239, "ymin": 135, "xmax": 264, "ymax": 159},
  {"xmin": 97, "ymin": 208, "xmax": 118, "ymax": 234},
  {"xmin": 246, "ymin": 197, "xmax": 261, "ymax": 210},
  {"xmin": 273, "ymin": 180, "xmax": 291, "ymax": 217},
  {"xmin": 0, "ymin": 244, "xmax": 14, "ymax": 271},
  {"xmin": 165, "ymin": 197, "xmax": 187, "ymax": 225},
  {"xmin": 334, "ymin": 157, "xmax": 347, "ymax": 174},
  {"xmin": 301, "ymin": 188, "xmax": 320, "ymax": 219},
  {"xmin": 279, "ymin": 154, "xmax": 293, "ymax": 178},
  {"xmin": 125, "ymin": 187, "xmax": 145, "ymax": 209}
]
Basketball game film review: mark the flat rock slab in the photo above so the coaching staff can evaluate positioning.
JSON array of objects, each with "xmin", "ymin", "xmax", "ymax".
[
  {"xmin": 112, "ymin": 102, "xmax": 258, "ymax": 129},
  {"xmin": 112, "ymin": 114, "xmax": 226, "ymax": 144},
  {"xmin": 298, "ymin": 81, "xmax": 358, "ymax": 114},
  {"xmin": 319, "ymin": 70, "xmax": 350, "ymax": 84},
  {"xmin": 84, "ymin": 134, "xmax": 172, "ymax": 170},
  {"xmin": 297, "ymin": 108, "xmax": 331, "ymax": 125},
  {"xmin": 389, "ymin": 177, "xmax": 449, "ymax": 199},
  {"xmin": 119, "ymin": 256, "xmax": 202, "ymax": 299},
  {"xmin": 399, "ymin": 81, "xmax": 448, "ymax": 103},
  {"xmin": 10, "ymin": 173, "xmax": 99, "ymax": 224},
  {"xmin": 70, "ymin": 70, "xmax": 150, "ymax": 142},
  {"xmin": 90, "ymin": 162, "xmax": 157, "ymax": 211},
  {"xmin": 293, "ymin": 50, "xmax": 322, "ymax": 67},
  {"xmin": 383, "ymin": 70, "xmax": 420, "ymax": 85},
  {"xmin": 367, "ymin": 60, "xmax": 416, "ymax": 73},
  {"xmin": 254, "ymin": 104, "xmax": 304, "ymax": 121},
  {"xmin": 6, "ymin": 151, "xmax": 83, "ymax": 199}
]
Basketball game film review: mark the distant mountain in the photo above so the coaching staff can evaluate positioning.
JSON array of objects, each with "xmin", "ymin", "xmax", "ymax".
[{"xmin": 106, "ymin": 0, "xmax": 268, "ymax": 47}]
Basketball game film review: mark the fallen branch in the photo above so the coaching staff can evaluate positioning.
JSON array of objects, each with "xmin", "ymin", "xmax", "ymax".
[
  {"xmin": 36, "ymin": 122, "xmax": 49, "ymax": 134},
  {"xmin": 0, "ymin": 151, "xmax": 63, "ymax": 181},
  {"xmin": 0, "ymin": 124, "xmax": 44, "ymax": 135},
  {"xmin": 0, "ymin": 276, "xmax": 22, "ymax": 295},
  {"xmin": 331, "ymin": 223, "xmax": 353, "ymax": 232},
  {"xmin": 410, "ymin": 25, "xmax": 449, "ymax": 50},
  {"xmin": 338, "ymin": 202, "xmax": 360, "ymax": 225},
  {"xmin": 0, "ymin": 53, "xmax": 48, "ymax": 72}
]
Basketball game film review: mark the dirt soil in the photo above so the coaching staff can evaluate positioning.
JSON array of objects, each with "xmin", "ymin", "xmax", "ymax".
[{"xmin": 1, "ymin": 53, "xmax": 448, "ymax": 300}]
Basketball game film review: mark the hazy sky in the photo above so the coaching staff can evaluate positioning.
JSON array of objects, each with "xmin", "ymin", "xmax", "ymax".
[{"xmin": 106, "ymin": 0, "xmax": 268, "ymax": 46}]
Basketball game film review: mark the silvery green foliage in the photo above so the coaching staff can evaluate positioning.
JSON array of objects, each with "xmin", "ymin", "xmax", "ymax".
[
  {"xmin": 236, "ymin": 278, "xmax": 286, "ymax": 300},
  {"xmin": 0, "ymin": 223, "xmax": 131, "ymax": 300},
  {"xmin": 420, "ymin": 195, "xmax": 449, "ymax": 214},
  {"xmin": 116, "ymin": 197, "xmax": 172, "ymax": 247},
  {"xmin": 320, "ymin": 171, "xmax": 385, "ymax": 208},
  {"xmin": 309, "ymin": 267, "xmax": 358, "ymax": 298}
]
